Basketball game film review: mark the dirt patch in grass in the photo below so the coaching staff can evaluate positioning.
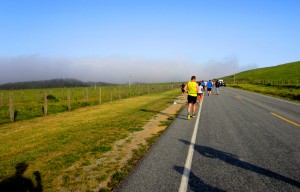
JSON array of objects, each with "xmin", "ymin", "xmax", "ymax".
[{"xmin": 53, "ymin": 95, "xmax": 187, "ymax": 191}]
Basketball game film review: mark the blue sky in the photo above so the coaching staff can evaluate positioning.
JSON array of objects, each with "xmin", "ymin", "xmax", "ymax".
[{"xmin": 0, "ymin": 0, "xmax": 299, "ymax": 83}]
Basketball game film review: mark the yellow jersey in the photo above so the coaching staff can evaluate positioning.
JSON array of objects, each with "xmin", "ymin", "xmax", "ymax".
[{"xmin": 187, "ymin": 81, "xmax": 197, "ymax": 96}]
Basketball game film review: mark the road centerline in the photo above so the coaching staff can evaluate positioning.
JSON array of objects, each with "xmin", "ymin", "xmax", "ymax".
[
  {"xmin": 179, "ymin": 100, "xmax": 203, "ymax": 192},
  {"xmin": 271, "ymin": 112, "xmax": 300, "ymax": 127}
]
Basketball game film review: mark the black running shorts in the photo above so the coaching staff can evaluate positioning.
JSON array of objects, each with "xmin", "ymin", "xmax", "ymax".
[{"xmin": 188, "ymin": 95, "xmax": 197, "ymax": 104}]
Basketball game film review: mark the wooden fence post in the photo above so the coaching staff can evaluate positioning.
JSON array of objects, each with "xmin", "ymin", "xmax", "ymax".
[
  {"xmin": 132, "ymin": 86, "xmax": 135, "ymax": 96},
  {"xmin": 99, "ymin": 87, "xmax": 102, "ymax": 104},
  {"xmin": 139, "ymin": 86, "xmax": 141, "ymax": 96},
  {"xmin": 85, "ymin": 88, "xmax": 88, "ymax": 102},
  {"xmin": 9, "ymin": 93, "xmax": 14, "ymax": 122},
  {"xmin": 43, "ymin": 91, "xmax": 47, "ymax": 115},
  {"xmin": 111, "ymin": 90, "xmax": 113, "ymax": 102},
  {"xmin": 67, "ymin": 90, "xmax": 71, "ymax": 111},
  {"xmin": 0, "ymin": 93, "xmax": 3, "ymax": 106}
]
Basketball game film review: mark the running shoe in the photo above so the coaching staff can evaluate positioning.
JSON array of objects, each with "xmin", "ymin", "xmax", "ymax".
[{"xmin": 187, "ymin": 114, "xmax": 190, "ymax": 120}]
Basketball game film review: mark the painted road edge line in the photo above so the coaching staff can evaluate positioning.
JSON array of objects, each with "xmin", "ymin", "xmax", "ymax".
[
  {"xmin": 179, "ymin": 100, "xmax": 203, "ymax": 192},
  {"xmin": 271, "ymin": 112, "xmax": 300, "ymax": 127}
]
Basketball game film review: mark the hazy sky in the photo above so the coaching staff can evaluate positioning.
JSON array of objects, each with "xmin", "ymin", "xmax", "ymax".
[{"xmin": 0, "ymin": 0, "xmax": 299, "ymax": 84}]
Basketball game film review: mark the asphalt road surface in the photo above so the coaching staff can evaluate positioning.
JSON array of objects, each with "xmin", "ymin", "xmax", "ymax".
[{"xmin": 114, "ymin": 87, "xmax": 300, "ymax": 192}]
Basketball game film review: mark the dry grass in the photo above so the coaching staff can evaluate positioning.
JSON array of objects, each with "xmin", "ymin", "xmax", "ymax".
[{"xmin": 0, "ymin": 89, "xmax": 185, "ymax": 191}]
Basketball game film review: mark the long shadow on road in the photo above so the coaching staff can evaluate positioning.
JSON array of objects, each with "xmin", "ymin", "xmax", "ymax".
[
  {"xmin": 173, "ymin": 166, "xmax": 225, "ymax": 192},
  {"xmin": 179, "ymin": 139, "xmax": 300, "ymax": 189}
]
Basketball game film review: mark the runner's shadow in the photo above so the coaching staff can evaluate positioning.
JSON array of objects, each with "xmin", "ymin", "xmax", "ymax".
[
  {"xmin": 140, "ymin": 109, "xmax": 174, "ymax": 117},
  {"xmin": 140, "ymin": 108, "xmax": 187, "ymax": 120},
  {"xmin": 0, "ymin": 162, "xmax": 43, "ymax": 192},
  {"xmin": 173, "ymin": 166, "xmax": 225, "ymax": 192},
  {"xmin": 179, "ymin": 139, "xmax": 300, "ymax": 188},
  {"xmin": 175, "ymin": 114, "xmax": 189, "ymax": 120}
]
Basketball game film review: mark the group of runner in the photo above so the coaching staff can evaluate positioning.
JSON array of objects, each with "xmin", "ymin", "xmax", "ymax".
[{"xmin": 181, "ymin": 76, "xmax": 222, "ymax": 120}]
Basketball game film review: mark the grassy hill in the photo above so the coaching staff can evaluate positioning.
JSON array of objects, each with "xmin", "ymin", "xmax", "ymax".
[
  {"xmin": 220, "ymin": 61, "xmax": 300, "ymax": 101},
  {"xmin": 222, "ymin": 61, "xmax": 300, "ymax": 85},
  {"xmin": 0, "ymin": 78, "xmax": 117, "ymax": 90}
]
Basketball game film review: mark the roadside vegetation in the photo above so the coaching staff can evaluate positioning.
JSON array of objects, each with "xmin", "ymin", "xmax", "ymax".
[
  {"xmin": 0, "ymin": 83, "xmax": 176, "ymax": 124},
  {"xmin": 221, "ymin": 61, "xmax": 300, "ymax": 102},
  {"xmin": 0, "ymin": 88, "xmax": 183, "ymax": 191},
  {"xmin": 229, "ymin": 83, "xmax": 299, "ymax": 101}
]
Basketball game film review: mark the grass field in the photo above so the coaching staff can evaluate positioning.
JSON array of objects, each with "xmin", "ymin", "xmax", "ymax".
[
  {"xmin": 221, "ymin": 61, "xmax": 300, "ymax": 102},
  {"xmin": 229, "ymin": 83, "xmax": 300, "ymax": 102},
  {"xmin": 222, "ymin": 61, "xmax": 300, "ymax": 85},
  {"xmin": 0, "ymin": 88, "xmax": 182, "ymax": 191},
  {"xmin": 0, "ymin": 83, "xmax": 176, "ymax": 124}
]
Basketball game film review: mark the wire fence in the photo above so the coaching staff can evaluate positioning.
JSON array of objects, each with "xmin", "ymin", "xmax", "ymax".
[
  {"xmin": 0, "ymin": 83, "xmax": 178, "ymax": 124},
  {"xmin": 228, "ymin": 79, "xmax": 299, "ymax": 87}
]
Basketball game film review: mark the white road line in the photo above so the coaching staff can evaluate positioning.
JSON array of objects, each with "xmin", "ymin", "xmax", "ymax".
[{"xmin": 179, "ymin": 99, "xmax": 203, "ymax": 192}]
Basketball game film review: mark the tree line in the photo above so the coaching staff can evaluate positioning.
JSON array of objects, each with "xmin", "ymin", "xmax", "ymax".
[{"xmin": 0, "ymin": 78, "xmax": 117, "ymax": 90}]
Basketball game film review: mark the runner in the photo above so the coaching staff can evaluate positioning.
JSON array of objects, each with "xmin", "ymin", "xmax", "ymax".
[
  {"xmin": 197, "ymin": 81, "xmax": 204, "ymax": 105},
  {"xmin": 184, "ymin": 76, "xmax": 198, "ymax": 120},
  {"xmin": 215, "ymin": 80, "xmax": 220, "ymax": 95},
  {"xmin": 201, "ymin": 80, "xmax": 206, "ymax": 92},
  {"xmin": 180, "ymin": 83, "xmax": 185, "ymax": 97},
  {"xmin": 207, "ymin": 80, "xmax": 213, "ymax": 96}
]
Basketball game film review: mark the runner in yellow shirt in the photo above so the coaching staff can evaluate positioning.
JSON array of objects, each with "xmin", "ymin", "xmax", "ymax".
[{"xmin": 184, "ymin": 76, "xmax": 199, "ymax": 120}]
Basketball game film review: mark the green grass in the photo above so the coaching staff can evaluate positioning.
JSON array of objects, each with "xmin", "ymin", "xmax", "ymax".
[
  {"xmin": 0, "ymin": 88, "xmax": 181, "ymax": 191},
  {"xmin": 230, "ymin": 83, "xmax": 300, "ymax": 102},
  {"xmin": 128, "ymin": 127, "xmax": 144, "ymax": 132},
  {"xmin": 222, "ymin": 61, "xmax": 300, "ymax": 85},
  {"xmin": 219, "ymin": 61, "xmax": 300, "ymax": 102},
  {"xmin": 0, "ymin": 83, "xmax": 177, "ymax": 125}
]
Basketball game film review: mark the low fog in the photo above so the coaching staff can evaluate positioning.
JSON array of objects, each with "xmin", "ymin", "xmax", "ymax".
[{"xmin": 0, "ymin": 55, "xmax": 257, "ymax": 84}]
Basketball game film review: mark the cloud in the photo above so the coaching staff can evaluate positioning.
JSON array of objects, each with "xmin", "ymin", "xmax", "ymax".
[{"xmin": 0, "ymin": 55, "xmax": 244, "ymax": 84}]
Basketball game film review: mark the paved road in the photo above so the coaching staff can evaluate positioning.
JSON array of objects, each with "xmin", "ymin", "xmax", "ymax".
[{"xmin": 114, "ymin": 87, "xmax": 300, "ymax": 192}]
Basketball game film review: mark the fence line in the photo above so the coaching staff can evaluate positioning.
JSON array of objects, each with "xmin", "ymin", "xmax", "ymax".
[
  {"xmin": 43, "ymin": 91, "xmax": 47, "ymax": 115},
  {"xmin": 0, "ymin": 83, "xmax": 179, "ymax": 125},
  {"xmin": 231, "ymin": 79, "xmax": 299, "ymax": 86},
  {"xmin": 9, "ymin": 93, "xmax": 14, "ymax": 122},
  {"xmin": 0, "ymin": 93, "xmax": 3, "ymax": 106}
]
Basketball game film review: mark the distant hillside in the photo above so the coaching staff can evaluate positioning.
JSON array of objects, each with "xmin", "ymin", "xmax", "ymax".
[
  {"xmin": 0, "ymin": 78, "xmax": 117, "ymax": 90},
  {"xmin": 222, "ymin": 61, "xmax": 300, "ymax": 84}
]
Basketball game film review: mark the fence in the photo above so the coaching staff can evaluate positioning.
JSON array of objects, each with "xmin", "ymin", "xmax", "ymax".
[
  {"xmin": 0, "ymin": 83, "xmax": 177, "ymax": 125},
  {"xmin": 250, "ymin": 80, "xmax": 299, "ymax": 86},
  {"xmin": 229, "ymin": 79, "xmax": 299, "ymax": 87}
]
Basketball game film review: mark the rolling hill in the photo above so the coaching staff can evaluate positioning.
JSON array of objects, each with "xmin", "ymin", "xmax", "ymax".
[
  {"xmin": 0, "ymin": 78, "xmax": 117, "ymax": 90},
  {"xmin": 222, "ymin": 61, "xmax": 300, "ymax": 84}
]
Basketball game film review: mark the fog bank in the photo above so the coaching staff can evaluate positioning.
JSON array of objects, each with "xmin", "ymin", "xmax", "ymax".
[{"xmin": 0, "ymin": 55, "xmax": 256, "ymax": 84}]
